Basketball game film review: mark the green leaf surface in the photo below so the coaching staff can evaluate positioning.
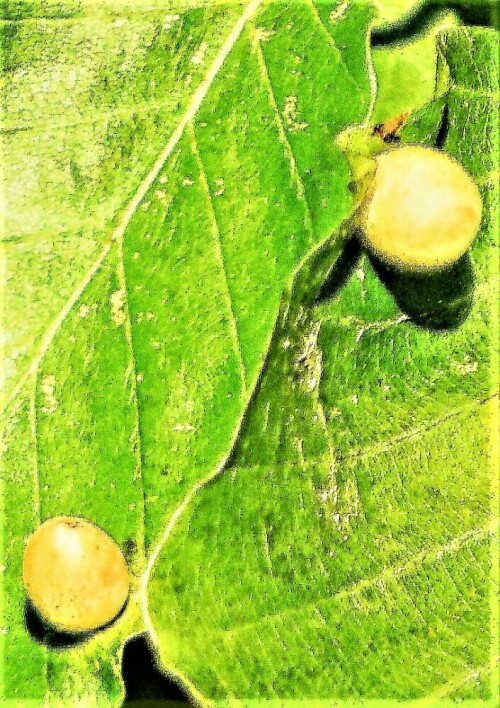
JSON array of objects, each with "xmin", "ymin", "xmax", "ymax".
[
  {"xmin": 371, "ymin": 14, "xmax": 455, "ymax": 123},
  {"xmin": 1, "ymin": 1, "xmax": 250, "ymax": 406},
  {"xmin": 1, "ymin": 0, "xmax": 375, "ymax": 703},
  {"xmin": 148, "ymin": 25, "xmax": 499, "ymax": 704},
  {"xmin": 371, "ymin": 0, "xmax": 498, "ymax": 122}
]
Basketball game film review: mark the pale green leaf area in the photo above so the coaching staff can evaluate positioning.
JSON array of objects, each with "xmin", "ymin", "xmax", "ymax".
[
  {"xmin": 1, "ymin": 0, "xmax": 376, "ymax": 703},
  {"xmin": 371, "ymin": 1, "xmax": 499, "ymax": 122},
  {"xmin": 373, "ymin": 0, "xmax": 417, "ymax": 24},
  {"xmin": 371, "ymin": 19, "xmax": 453, "ymax": 122},
  {"xmin": 32, "ymin": 0, "xmax": 374, "ymax": 552},
  {"xmin": 0, "ymin": 7, "xmax": 248, "ymax": 696},
  {"xmin": 1, "ymin": 3, "xmax": 244, "ymax": 404},
  {"xmin": 0, "ymin": 0, "xmax": 223, "ymax": 20},
  {"xmin": 149, "ymin": 26, "xmax": 499, "ymax": 704},
  {"xmin": 371, "ymin": 4, "xmax": 459, "ymax": 123}
]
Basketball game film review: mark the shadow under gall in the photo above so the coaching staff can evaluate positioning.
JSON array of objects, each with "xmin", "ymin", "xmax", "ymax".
[
  {"xmin": 122, "ymin": 633, "xmax": 191, "ymax": 707},
  {"xmin": 25, "ymin": 599, "xmax": 91, "ymax": 649},
  {"xmin": 25, "ymin": 598, "xmax": 129, "ymax": 650},
  {"xmin": 315, "ymin": 235, "xmax": 363, "ymax": 304},
  {"xmin": 370, "ymin": 252, "xmax": 475, "ymax": 331}
]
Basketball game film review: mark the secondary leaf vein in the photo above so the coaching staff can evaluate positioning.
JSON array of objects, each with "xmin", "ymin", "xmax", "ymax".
[
  {"xmin": 250, "ymin": 23, "xmax": 313, "ymax": 235},
  {"xmin": 116, "ymin": 238, "xmax": 146, "ymax": 568},
  {"xmin": 189, "ymin": 122, "xmax": 248, "ymax": 393},
  {"xmin": 337, "ymin": 394, "xmax": 497, "ymax": 463},
  {"xmin": 225, "ymin": 526, "xmax": 490, "ymax": 636},
  {"xmin": 306, "ymin": 0, "xmax": 360, "ymax": 94}
]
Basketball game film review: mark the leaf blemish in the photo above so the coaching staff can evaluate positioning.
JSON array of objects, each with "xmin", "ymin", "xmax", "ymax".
[
  {"xmin": 110, "ymin": 289, "xmax": 126, "ymax": 327},
  {"xmin": 154, "ymin": 190, "xmax": 172, "ymax": 208},
  {"xmin": 41, "ymin": 375, "xmax": 58, "ymax": 414},
  {"xmin": 283, "ymin": 95, "xmax": 308, "ymax": 133},
  {"xmin": 162, "ymin": 14, "xmax": 180, "ymax": 31},
  {"xmin": 191, "ymin": 42, "xmax": 209, "ymax": 66},
  {"xmin": 171, "ymin": 424, "xmax": 196, "ymax": 433},
  {"xmin": 319, "ymin": 476, "xmax": 361, "ymax": 534},
  {"xmin": 452, "ymin": 359, "xmax": 478, "ymax": 375},
  {"xmin": 295, "ymin": 321, "xmax": 322, "ymax": 392},
  {"xmin": 254, "ymin": 27, "xmax": 275, "ymax": 42},
  {"xmin": 214, "ymin": 178, "xmax": 225, "ymax": 196}
]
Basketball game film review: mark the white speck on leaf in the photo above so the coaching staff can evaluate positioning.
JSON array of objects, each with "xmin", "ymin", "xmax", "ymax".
[
  {"xmin": 214, "ymin": 177, "xmax": 225, "ymax": 196},
  {"xmin": 163, "ymin": 14, "xmax": 180, "ymax": 30},
  {"xmin": 452, "ymin": 359, "xmax": 478, "ymax": 375},
  {"xmin": 329, "ymin": 1, "xmax": 349, "ymax": 24},
  {"xmin": 41, "ymin": 375, "xmax": 58, "ymax": 414},
  {"xmin": 172, "ymin": 424, "xmax": 196, "ymax": 433},
  {"xmin": 110, "ymin": 289, "xmax": 126, "ymax": 327},
  {"xmin": 254, "ymin": 27, "xmax": 275, "ymax": 42},
  {"xmin": 295, "ymin": 321, "xmax": 322, "ymax": 392},
  {"xmin": 154, "ymin": 190, "xmax": 173, "ymax": 210},
  {"xmin": 191, "ymin": 42, "xmax": 209, "ymax": 65},
  {"xmin": 283, "ymin": 95, "xmax": 308, "ymax": 133}
]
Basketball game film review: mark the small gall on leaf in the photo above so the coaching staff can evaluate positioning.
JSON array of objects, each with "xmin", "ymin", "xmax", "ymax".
[
  {"xmin": 360, "ymin": 145, "xmax": 483, "ymax": 271},
  {"xmin": 23, "ymin": 516, "xmax": 129, "ymax": 634}
]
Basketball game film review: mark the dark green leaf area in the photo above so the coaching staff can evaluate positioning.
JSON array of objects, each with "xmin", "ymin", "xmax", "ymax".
[
  {"xmin": 149, "ymin": 25, "xmax": 498, "ymax": 704},
  {"xmin": 153, "ymin": 388, "xmax": 491, "ymax": 700}
]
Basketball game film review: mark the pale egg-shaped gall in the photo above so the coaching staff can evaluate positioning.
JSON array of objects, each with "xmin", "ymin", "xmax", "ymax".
[
  {"xmin": 23, "ymin": 516, "xmax": 129, "ymax": 633},
  {"xmin": 361, "ymin": 145, "xmax": 483, "ymax": 270}
]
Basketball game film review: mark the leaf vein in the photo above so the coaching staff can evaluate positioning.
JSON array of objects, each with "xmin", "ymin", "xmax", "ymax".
[
  {"xmin": 425, "ymin": 656, "xmax": 499, "ymax": 703},
  {"xmin": 2, "ymin": 0, "xmax": 263, "ymax": 414},
  {"xmin": 336, "ymin": 394, "xmax": 497, "ymax": 463},
  {"xmin": 189, "ymin": 122, "xmax": 248, "ymax": 392},
  {"xmin": 305, "ymin": 0, "xmax": 360, "ymax": 94},
  {"xmin": 250, "ymin": 23, "xmax": 314, "ymax": 236},
  {"xmin": 225, "ymin": 525, "xmax": 490, "ymax": 635},
  {"xmin": 116, "ymin": 238, "xmax": 146, "ymax": 568}
]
